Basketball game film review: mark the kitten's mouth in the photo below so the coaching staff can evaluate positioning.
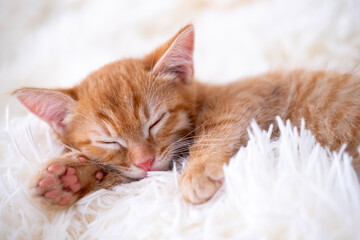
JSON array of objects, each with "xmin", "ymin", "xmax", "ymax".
[{"xmin": 93, "ymin": 153, "xmax": 177, "ymax": 180}]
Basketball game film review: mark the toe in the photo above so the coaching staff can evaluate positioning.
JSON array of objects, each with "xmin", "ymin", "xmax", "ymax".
[
  {"xmin": 39, "ymin": 177, "xmax": 55, "ymax": 187},
  {"xmin": 181, "ymin": 172, "xmax": 223, "ymax": 204},
  {"xmin": 44, "ymin": 189, "xmax": 59, "ymax": 199},
  {"xmin": 58, "ymin": 194, "xmax": 72, "ymax": 206},
  {"xmin": 47, "ymin": 163, "xmax": 64, "ymax": 174},
  {"xmin": 194, "ymin": 178, "xmax": 221, "ymax": 203}
]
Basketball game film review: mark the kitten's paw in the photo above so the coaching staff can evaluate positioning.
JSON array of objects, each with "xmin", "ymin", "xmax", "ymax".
[
  {"xmin": 180, "ymin": 161, "xmax": 224, "ymax": 204},
  {"xmin": 31, "ymin": 153, "xmax": 104, "ymax": 207}
]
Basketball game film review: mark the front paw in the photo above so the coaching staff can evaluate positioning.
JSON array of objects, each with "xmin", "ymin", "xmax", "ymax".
[
  {"xmin": 30, "ymin": 153, "xmax": 104, "ymax": 207},
  {"xmin": 180, "ymin": 161, "xmax": 224, "ymax": 204}
]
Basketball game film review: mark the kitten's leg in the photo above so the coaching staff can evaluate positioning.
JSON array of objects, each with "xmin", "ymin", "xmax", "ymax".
[
  {"xmin": 180, "ymin": 122, "xmax": 246, "ymax": 204},
  {"xmin": 31, "ymin": 152, "xmax": 128, "ymax": 207}
]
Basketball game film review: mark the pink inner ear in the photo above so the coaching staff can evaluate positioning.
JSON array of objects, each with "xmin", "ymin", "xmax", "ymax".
[
  {"xmin": 15, "ymin": 89, "xmax": 75, "ymax": 135},
  {"xmin": 153, "ymin": 26, "xmax": 194, "ymax": 83}
]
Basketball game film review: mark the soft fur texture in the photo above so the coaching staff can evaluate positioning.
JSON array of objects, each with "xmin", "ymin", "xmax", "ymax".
[{"xmin": 1, "ymin": 0, "xmax": 360, "ymax": 239}]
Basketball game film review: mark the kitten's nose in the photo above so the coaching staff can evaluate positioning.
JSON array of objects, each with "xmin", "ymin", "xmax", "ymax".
[{"xmin": 134, "ymin": 156, "xmax": 154, "ymax": 171}]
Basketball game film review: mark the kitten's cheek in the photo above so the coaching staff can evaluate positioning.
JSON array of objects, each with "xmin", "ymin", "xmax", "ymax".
[{"xmin": 151, "ymin": 158, "xmax": 172, "ymax": 171}]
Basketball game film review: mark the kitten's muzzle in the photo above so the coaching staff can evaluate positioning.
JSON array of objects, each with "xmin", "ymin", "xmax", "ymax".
[
  {"xmin": 134, "ymin": 156, "xmax": 154, "ymax": 172},
  {"xmin": 129, "ymin": 142, "xmax": 155, "ymax": 172}
]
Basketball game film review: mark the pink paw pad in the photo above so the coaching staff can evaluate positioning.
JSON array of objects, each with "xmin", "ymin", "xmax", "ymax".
[
  {"xmin": 39, "ymin": 177, "xmax": 55, "ymax": 187},
  {"xmin": 59, "ymin": 167, "xmax": 82, "ymax": 193},
  {"xmin": 39, "ymin": 163, "xmax": 82, "ymax": 205},
  {"xmin": 47, "ymin": 163, "xmax": 64, "ymax": 173},
  {"xmin": 58, "ymin": 194, "xmax": 72, "ymax": 206},
  {"xmin": 95, "ymin": 171, "xmax": 104, "ymax": 180},
  {"xmin": 44, "ymin": 189, "xmax": 59, "ymax": 199}
]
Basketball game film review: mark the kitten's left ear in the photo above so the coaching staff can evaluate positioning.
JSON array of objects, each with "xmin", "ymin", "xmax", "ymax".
[
  {"xmin": 13, "ymin": 88, "xmax": 77, "ymax": 136},
  {"xmin": 145, "ymin": 24, "xmax": 194, "ymax": 83}
]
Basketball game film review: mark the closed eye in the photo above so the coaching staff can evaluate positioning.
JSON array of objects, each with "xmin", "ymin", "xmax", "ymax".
[
  {"xmin": 97, "ymin": 141, "xmax": 119, "ymax": 145},
  {"xmin": 94, "ymin": 140, "xmax": 126, "ymax": 150},
  {"xmin": 149, "ymin": 112, "xmax": 166, "ymax": 132}
]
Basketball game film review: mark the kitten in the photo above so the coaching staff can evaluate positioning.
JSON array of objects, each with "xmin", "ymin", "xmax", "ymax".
[{"xmin": 14, "ymin": 25, "xmax": 360, "ymax": 207}]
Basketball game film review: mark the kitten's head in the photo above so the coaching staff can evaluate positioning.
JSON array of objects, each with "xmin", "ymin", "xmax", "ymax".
[{"xmin": 14, "ymin": 25, "xmax": 196, "ymax": 180}]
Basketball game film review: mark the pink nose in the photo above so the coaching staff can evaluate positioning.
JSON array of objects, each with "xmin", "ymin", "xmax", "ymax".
[{"xmin": 134, "ymin": 157, "xmax": 154, "ymax": 171}]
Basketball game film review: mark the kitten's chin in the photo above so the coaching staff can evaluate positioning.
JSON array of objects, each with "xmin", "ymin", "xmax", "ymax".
[
  {"xmin": 123, "ymin": 166, "xmax": 148, "ymax": 180},
  {"xmin": 123, "ymin": 158, "xmax": 172, "ymax": 180}
]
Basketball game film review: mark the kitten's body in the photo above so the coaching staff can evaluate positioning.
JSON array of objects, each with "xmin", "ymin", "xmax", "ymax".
[
  {"xmin": 182, "ymin": 70, "xmax": 360, "ymax": 202},
  {"xmin": 196, "ymin": 70, "xmax": 360, "ymax": 158},
  {"xmin": 15, "ymin": 25, "xmax": 360, "ymax": 206}
]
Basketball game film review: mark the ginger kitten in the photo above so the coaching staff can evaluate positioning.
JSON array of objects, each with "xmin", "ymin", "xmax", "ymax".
[{"xmin": 14, "ymin": 25, "xmax": 360, "ymax": 207}]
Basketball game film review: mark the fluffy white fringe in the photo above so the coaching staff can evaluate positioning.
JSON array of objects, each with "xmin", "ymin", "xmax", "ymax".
[{"xmin": 1, "ymin": 113, "xmax": 360, "ymax": 239}]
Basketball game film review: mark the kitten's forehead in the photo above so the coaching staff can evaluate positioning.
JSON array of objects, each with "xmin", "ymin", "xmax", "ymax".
[
  {"xmin": 78, "ymin": 59, "xmax": 173, "ymax": 138},
  {"xmin": 96, "ymin": 61, "xmax": 170, "ymax": 108},
  {"xmin": 82, "ymin": 61, "xmax": 147, "ymax": 106}
]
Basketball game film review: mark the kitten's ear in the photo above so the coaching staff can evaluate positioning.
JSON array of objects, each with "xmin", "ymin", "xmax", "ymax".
[
  {"xmin": 145, "ymin": 24, "xmax": 194, "ymax": 83},
  {"xmin": 13, "ymin": 88, "xmax": 77, "ymax": 136}
]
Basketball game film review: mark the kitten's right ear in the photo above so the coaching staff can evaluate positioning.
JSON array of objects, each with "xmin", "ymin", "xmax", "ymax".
[
  {"xmin": 13, "ymin": 88, "xmax": 77, "ymax": 136},
  {"xmin": 144, "ymin": 24, "xmax": 194, "ymax": 83}
]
